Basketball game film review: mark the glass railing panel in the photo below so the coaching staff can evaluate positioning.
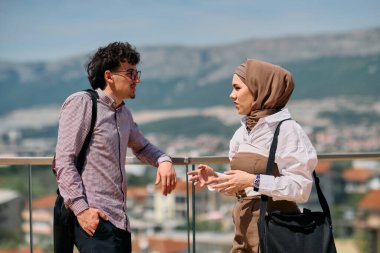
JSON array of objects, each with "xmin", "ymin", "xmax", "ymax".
[
  {"xmin": 0, "ymin": 154, "xmax": 379, "ymax": 253},
  {"xmin": 189, "ymin": 157, "xmax": 380, "ymax": 253},
  {"xmin": 26, "ymin": 164, "xmax": 57, "ymax": 253},
  {"xmin": 0, "ymin": 164, "xmax": 32, "ymax": 251},
  {"xmin": 188, "ymin": 163, "xmax": 234, "ymax": 253},
  {"xmin": 125, "ymin": 163, "xmax": 191, "ymax": 253}
]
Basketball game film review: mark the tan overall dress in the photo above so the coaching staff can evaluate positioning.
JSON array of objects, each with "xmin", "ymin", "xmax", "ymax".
[{"xmin": 230, "ymin": 152, "xmax": 300, "ymax": 253}]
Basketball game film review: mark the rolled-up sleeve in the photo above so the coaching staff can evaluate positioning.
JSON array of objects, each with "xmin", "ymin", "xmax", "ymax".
[
  {"xmin": 258, "ymin": 121, "xmax": 317, "ymax": 203},
  {"xmin": 53, "ymin": 93, "xmax": 92, "ymax": 215}
]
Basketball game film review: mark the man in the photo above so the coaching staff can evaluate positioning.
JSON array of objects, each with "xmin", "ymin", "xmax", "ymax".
[{"xmin": 54, "ymin": 42, "xmax": 177, "ymax": 252}]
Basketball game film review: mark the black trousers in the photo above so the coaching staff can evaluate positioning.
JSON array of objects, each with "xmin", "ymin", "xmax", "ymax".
[{"xmin": 74, "ymin": 219, "xmax": 131, "ymax": 253}]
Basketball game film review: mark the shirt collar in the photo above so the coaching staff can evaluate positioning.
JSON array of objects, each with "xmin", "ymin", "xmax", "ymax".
[
  {"xmin": 96, "ymin": 88, "xmax": 125, "ymax": 108},
  {"xmin": 264, "ymin": 108, "xmax": 291, "ymax": 123},
  {"xmin": 240, "ymin": 108, "xmax": 291, "ymax": 127}
]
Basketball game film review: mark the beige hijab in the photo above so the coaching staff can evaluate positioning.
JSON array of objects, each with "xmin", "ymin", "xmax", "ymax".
[{"xmin": 234, "ymin": 59, "xmax": 294, "ymax": 131}]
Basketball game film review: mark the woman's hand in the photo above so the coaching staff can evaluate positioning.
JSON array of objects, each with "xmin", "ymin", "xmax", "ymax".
[
  {"xmin": 187, "ymin": 164, "xmax": 217, "ymax": 187},
  {"xmin": 207, "ymin": 170, "xmax": 256, "ymax": 195}
]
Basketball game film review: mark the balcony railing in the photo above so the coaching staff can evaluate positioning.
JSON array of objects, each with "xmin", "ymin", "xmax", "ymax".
[{"xmin": 1, "ymin": 152, "xmax": 380, "ymax": 253}]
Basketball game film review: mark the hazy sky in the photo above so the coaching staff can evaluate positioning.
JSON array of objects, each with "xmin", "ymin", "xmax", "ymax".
[{"xmin": 1, "ymin": 0, "xmax": 379, "ymax": 62}]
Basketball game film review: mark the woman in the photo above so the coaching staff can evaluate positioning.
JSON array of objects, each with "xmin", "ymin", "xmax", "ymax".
[{"xmin": 188, "ymin": 59, "xmax": 317, "ymax": 253}]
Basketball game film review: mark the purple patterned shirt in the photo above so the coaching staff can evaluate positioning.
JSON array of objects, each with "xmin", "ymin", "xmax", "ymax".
[{"xmin": 54, "ymin": 89, "xmax": 171, "ymax": 231}]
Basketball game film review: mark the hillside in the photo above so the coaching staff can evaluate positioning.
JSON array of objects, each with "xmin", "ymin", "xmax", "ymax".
[{"xmin": 0, "ymin": 27, "xmax": 379, "ymax": 116}]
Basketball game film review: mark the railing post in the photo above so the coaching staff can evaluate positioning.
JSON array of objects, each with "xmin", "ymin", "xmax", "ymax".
[
  {"xmin": 192, "ymin": 164, "xmax": 196, "ymax": 253},
  {"xmin": 185, "ymin": 158, "xmax": 190, "ymax": 253},
  {"xmin": 28, "ymin": 164, "xmax": 34, "ymax": 253}
]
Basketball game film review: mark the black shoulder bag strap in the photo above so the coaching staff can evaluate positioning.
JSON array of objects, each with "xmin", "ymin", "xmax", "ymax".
[
  {"xmin": 55, "ymin": 89, "xmax": 98, "ymax": 193},
  {"xmin": 76, "ymin": 89, "xmax": 98, "ymax": 175},
  {"xmin": 258, "ymin": 118, "xmax": 333, "ymax": 253}
]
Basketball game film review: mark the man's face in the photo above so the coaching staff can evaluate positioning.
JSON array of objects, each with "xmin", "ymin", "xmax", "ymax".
[{"xmin": 111, "ymin": 61, "xmax": 141, "ymax": 100}]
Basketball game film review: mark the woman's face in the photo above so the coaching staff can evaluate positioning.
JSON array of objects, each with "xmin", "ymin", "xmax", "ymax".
[{"xmin": 230, "ymin": 74, "xmax": 253, "ymax": 115}]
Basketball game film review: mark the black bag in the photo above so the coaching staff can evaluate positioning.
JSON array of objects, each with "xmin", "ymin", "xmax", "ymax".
[
  {"xmin": 53, "ymin": 89, "xmax": 98, "ymax": 253},
  {"xmin": 258, "ymin": 119, "xmax": 337, "ymax": 253}
]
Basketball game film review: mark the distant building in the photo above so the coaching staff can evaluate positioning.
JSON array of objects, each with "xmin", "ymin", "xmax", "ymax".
[
  {"xmin": 153, "ymin": 180, "xmax": 206, "ymax": 230},
  {"xmin": 21, "ymin": 193, "xmax": 55, "ymax": 246},
  {"xmin": 133, "ymin": 234, "xmax": 188, "ymax": 253},
  {"xmin": 127, "ymin": 186, "xmax": 154, "ymax": 234},
  {"xmin": 0, "ymin": 189, "xmax": 23, "ymax": 243},
  {"xmin": 303, "ymin": 161, "xmax": 343, "ymax": 210},
  {"xmin": 355, "ymin": 190, "xmax": 380, "ymax": 253},
  {"xmin": 132, "ymin": 232, "xmax": 233, "ymax": 253},
  {"xmin": 343, "ymin": 167, "xmax": 380, "ymax": 194},
  {"xmin": 302, "ymin": 161, "xmax": 354, "ymax": 237}
]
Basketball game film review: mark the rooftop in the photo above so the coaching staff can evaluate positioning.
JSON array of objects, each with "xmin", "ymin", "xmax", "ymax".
[
  {"xmin": 359, "ymin": 190, "xmax": 380, "ymax": 210},
  {"xmin": 0, "ymin": 189, "xmax": 20, "ymax": 204},
  {"xmin": 315, "ymin": 161, "xmax": 332, "ymax": 174},
  {"xmin": 342, "ymin": 168, "xmax": 376, "ymax": 182}
]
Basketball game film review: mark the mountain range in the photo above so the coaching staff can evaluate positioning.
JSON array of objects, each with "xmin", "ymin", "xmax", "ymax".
[{"xmin": 0, "ymin": 27, "xmax": 379, "ymax": 116}]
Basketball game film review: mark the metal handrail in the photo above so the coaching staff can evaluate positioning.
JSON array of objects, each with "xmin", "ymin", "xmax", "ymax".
[{"xmin": 1, "ymin": 152, "xmax": 380, "ymax": 165}]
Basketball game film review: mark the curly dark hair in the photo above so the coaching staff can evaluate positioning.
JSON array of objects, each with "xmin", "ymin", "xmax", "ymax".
[{"xmin": 86, "ymin": 42, "xmax": 140, "ymax": 89}]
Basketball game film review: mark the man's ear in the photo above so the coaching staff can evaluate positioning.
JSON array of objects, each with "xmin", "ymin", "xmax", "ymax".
[{"xmin": 104, "ymin": 70, "xmax": 113, "ymax": 84}]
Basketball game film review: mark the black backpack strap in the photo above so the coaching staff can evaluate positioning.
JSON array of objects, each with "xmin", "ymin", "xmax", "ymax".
[{"xmin": 76, "ymin": 89, "xmax": 98, "ymax": 175}]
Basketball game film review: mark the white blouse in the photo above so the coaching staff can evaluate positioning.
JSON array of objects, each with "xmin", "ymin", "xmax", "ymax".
[{"xmin": 228, "ymin": 108, "xmax": 317, "ymax": 203}]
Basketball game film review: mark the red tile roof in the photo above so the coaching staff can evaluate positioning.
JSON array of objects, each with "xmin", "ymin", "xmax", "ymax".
[
  {"xmin": 127, "ymin": 186, "xmax": 148, "ymax": 200},
  {"xmin": 31, "ymin": 192, "xmax": 56, "ymax": 209},
  {"xmin": 148, "ymin": 236, "xmax": 188, "ymax": 253},
  {"xmin": 342, "ymin": 168, "xmax": 375, "ymax": 182},
  {"xmin": 315, "ymin": 161, "xmax": 331, "ymax": 174},
  {"xmin": 0, "ymin": 248, "xmax": 43, "ymax": 253},
  {"xmin": 132, "ymin": 237, "xmax": 140, "ymax": 252},
  {"xmin": 359, "ymin": 190, "xmax": 380, "ymax": 210}
]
